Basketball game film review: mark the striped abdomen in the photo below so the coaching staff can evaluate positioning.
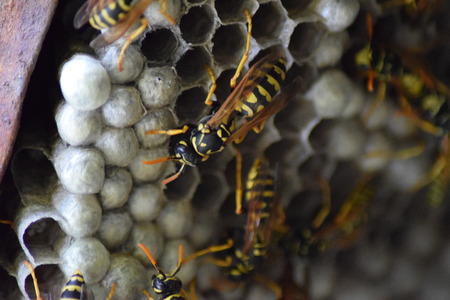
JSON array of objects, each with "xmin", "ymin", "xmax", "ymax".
[
  {"xmin": 89, "ymin": 0, "xmax": 134, "ymax": 30},
  {"xmin": 245, "ymin": 157, "xmax": 275, "ymax": 222},
  {"xmin": 236, "ymin": 57, "xmax": 287, "ymax": 118},
  {"xmin": 225, "ymin": 232, "xmax": 266, "ymax": 282},
  {"xmin": 60, "ymin": 270, "xmax": 85, "ymax": 300}
]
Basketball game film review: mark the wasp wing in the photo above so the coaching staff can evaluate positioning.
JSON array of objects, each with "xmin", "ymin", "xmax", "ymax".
[
  {"xmin": 261, "ymin": 162, "xmax": 284, "ymax": 248},
  {"xmin": 206, "ymin": 52, "xmax": 285, "ymax": 129},
  {"xmin": 90, "ymin": 0, "xmax": 154, "ymax": 49},
  {"xmin": 242, "ymin": 177, "xmax": 266, "ymax": 256},
  {"xmin": 242, "ymin": 157, "xmax": 278, "ymax": 256},
  {"xmin": 226, "ymin": 77, "xmax": 300, "ymax": 145},
  {"xmin": 73, "ymin": 0, "xmax": 101, "ymax": 28}
]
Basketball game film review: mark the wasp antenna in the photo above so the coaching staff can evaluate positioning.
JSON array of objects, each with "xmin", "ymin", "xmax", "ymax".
[
  {"xmin": 23, "ymin": 261, "xmax": 43, "ymax": 300},
  {"xmin": 142, "ymin": 156, "xmax": 172, "ymax": 165},
  {"xmin": 162, "ymin": 164, "xmax": 186, "ymax": 185},
  {"xmin": 366, "ymin": 13, "xmax": 373, "ymax": 42},
  {"xmin": 203, "ymin": 65, "xmax": 216, "ymax": 106},
  {"xmin": 181, "ymin": 239, "xmax": 234, "ymax": 265},
  {"xmin": 138, "ymin": 243, "xmax": 164, "ymax": 275},
  {"xmin": 171, "ymin": 244, "xmax": 184, "ymax": 276},
  {"xmin": 0, "ymin": 220, "xmax": 14, "ymax": 229},
  {"xmin": 106, "ymin": 282, "xmax": 118, "ymax": 300},
  {"xmin": 142, "ymin": 289, "xmax": 154, "ymax": 300},
  {"xmin": 230, "ymin": 9, "xmax": 252, "ymax": 88}
]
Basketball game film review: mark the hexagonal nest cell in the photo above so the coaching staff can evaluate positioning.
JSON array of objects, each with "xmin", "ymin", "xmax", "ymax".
[{"xmin": 2, "ymin": 0, "xmax": 450, "ymax": 299}]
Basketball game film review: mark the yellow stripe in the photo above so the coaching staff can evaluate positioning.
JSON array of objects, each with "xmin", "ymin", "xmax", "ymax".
[
  {"xmin": 92, "ymin": 14, "xmax": 108, "ymax": 29},
  {"xmin": 118, "ymin": 0, "xmax": 133, "ymax": 11},
  {"xmin": 262, "ymin": 190, "xmax": 274, "ymax": 197},
  {"xmin": 265, "ymin": 73, "xmax": 281, "ymax": 91},
  {"xmin": 256, "ymin": 84, "xmax": 272, "ymax": 102},
  {"xmin": 273, "ymin": 64, "xmax": 286, "ymax": 80},
  {"xmin": 240, "ymin": 103, "xmax": 254, "ymax": 117},
  {"xmin": 245, "ymin": 92, "xmax": 258, "ymax": 104},
  {"xmin": 63, "ymin": 285, "xmax": 83, "ymax": 292},
  {"xmin": 101, "ymin": 7, "xmax": 117, "ymax": 25}
]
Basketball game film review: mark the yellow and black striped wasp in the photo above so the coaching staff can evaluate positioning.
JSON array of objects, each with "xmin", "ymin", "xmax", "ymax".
[
  {"xmin": 23, "ymin": 260, "xmax": 116, "ymax": 300},
  {"xmin": 143, "ymin": 52, "xmax": 292, "ymax": 194},
  {"xmin": 73, "ymin": 0, "xmax": 176, "ymax": 71},
  {"xmin": 181, "ymin": 156, "xmax": 284, "ymax": 298},
  {"xmin": 354, "ymin": 12, "xmax": 450, "ymax": 204},
  {"xmin": 138, "ymin": 243, "xmax": 186, "ymax": 300},
  {"xmin": 354, "ymin": 13, "xmax": 450, "ymax": 133},
  {"xmin": 280, "ymin": 176, "xmax": 374, "ymax": 258}
]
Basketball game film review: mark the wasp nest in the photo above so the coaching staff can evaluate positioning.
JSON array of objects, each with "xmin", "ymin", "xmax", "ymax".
[{"xmin": 2, "ymin": 0, "xmax": 450, "ymax": 299}]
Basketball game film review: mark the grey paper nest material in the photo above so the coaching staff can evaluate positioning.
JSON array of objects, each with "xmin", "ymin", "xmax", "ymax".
[{"xmin": 3, "ymin": 0, "xmax": 450, "ymax": 299}]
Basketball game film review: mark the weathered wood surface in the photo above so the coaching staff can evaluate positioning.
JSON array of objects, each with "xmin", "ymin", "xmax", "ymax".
[{"xmin": 0, "ymin": 0, "xmax": 58, "ymax": 181}]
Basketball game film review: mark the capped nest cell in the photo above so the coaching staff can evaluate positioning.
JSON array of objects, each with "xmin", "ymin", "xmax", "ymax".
[{"xmin": 1, "ymin": 0, "xmax": 450, "ymax": 299}]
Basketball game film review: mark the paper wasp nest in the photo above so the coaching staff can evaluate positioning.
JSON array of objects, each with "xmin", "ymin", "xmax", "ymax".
[{"xmin": 2, "ymin": 0, "xmax": 450, "ymax": 299}]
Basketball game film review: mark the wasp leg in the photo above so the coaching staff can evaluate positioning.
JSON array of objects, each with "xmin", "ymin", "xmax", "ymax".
[
  {"xmin": 118, "ymin": 17, "xmax": 149, "ymax": 71},
  {"xmin": 395, "ymin": 94, "xmax": 444, "ymax": 135},
  {"xmin": 142, "ymin": 289, "xmax": 154, "ymax": 300},
  {"xmin": 380, "ymin": 0, "xmax": 416, "ymax": 11},
  {"xmin": 235, "ymin": 149, "xmax": 243, "ymax": 215},
  {"xmin": 182, "ymin": 239, "xmax": 234, "ymax": 265},
  {"xmin": 334, "ymin": 175, "xmax": 374, "ymax": 225},
  {"xmin": 146, "ymin": 124, "xmax": 190, "ymax": 136},
  {"xmin": 427, "ymin": 175, "xmax": 446, "ymax": 206},
  {"xmin": 158, "ymin": 0, "xmax": 176, "ymax": 25},
  {"xmin": 23, "ymin": 261, "xmax": 43, "ymax": 300},
  {"xmin": 186, "ymin": 278, "xmax": 198, "ymax": 300},
  {"xmin": 252, "ymin": 122, "xmax": 265, "ymax": 134},
  {"xmin": 363, "ymin": 79, "xmax": 387, "ymax": 123},
  {"xmin": 205, "ymin": 256, "xmax": 233, "ymax": 268},
  {"xmin": 230, "ymin": 9, "xmax": 252, "ymax": 88},
  {"xmin": 106, "ymin": 282, "xmax": 118, "ymax": 300},
  {"xmin": 162, "ymin": 164, "xmax": 187, "ymax": 185},
  {"xmin": 312, "ymin": 178, "xmax": 331, "ymax": 230},
  {"xmin": 363, "ymin": 142, "xmax": 425, "ymax": 161},
  {"xmin": 0, "ymin": 220, "xmax": 14, "ymax": 229},
  {"xmin": 409, "ymin": 136, "xmax": 449, "ymax": 192},
  {"xmin": 204, "ymin": 65, "xmax": 217, "ymax": 106}
]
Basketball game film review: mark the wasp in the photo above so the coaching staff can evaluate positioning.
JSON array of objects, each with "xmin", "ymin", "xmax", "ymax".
[
  {"xmin": 281, "ymin": 176, "xmax": 374, "ymax": 258},
  {"xmin": 61, "ymin": 270, "xmax": 118, "ymax": 300},
  {"xmin": 143, "ymin": 52, "xmax": 291, "ymax": 191},
  {"xmin": 74, "ymin": 0, "xmax": 176, "ymax": 71},
  {"xmin": 23, "ymin": 260, "xmax": 116, "ymax": 300},
  {"xmin": 138, "ymin": 243, "xmax": 186, "ymax": 300},
  {"xmin": 60, "ymin": 270, "xmax": 93, "ymax": 300},
  {"xmin": 181, "ymin": 157, "xmax": 283, "ymax": 297},
  {"xmin": 354, "ymin": 13, "xmax": 450, "ymax": 134}
]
